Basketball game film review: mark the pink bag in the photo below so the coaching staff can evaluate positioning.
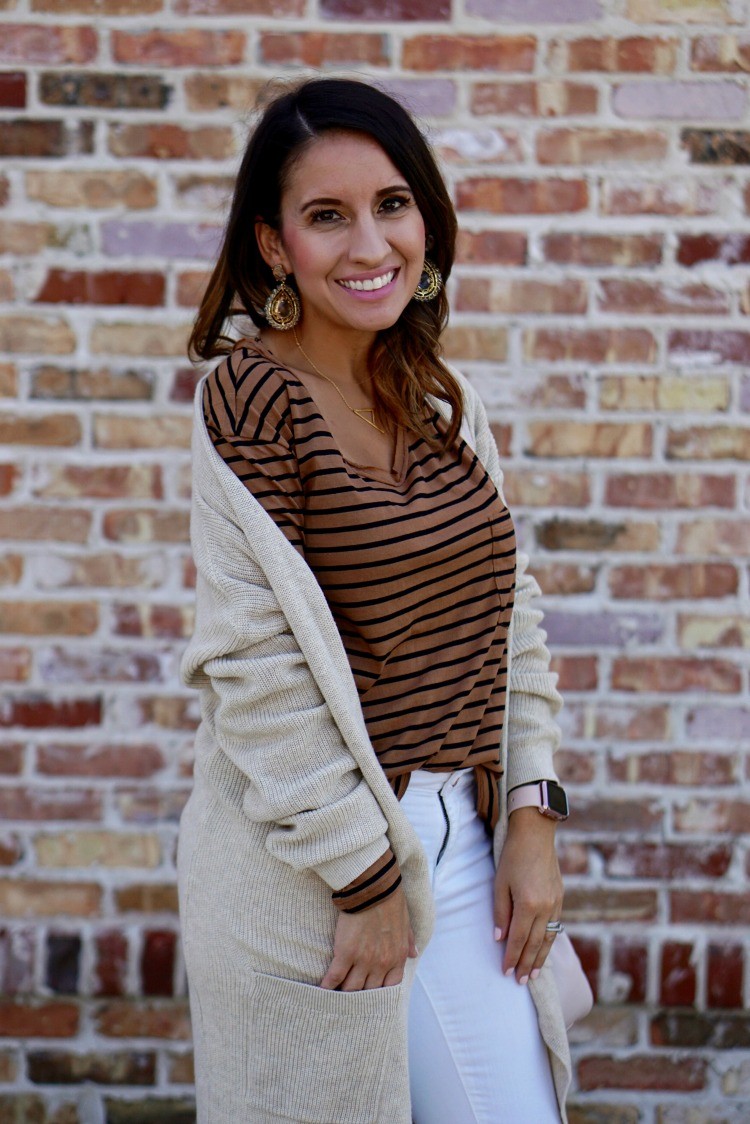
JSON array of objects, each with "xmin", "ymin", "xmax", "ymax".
[{"xmin": 548, "ymin": 931, "xmax": 594, "ymax": 1028}]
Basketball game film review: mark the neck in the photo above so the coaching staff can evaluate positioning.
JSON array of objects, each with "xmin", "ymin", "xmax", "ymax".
[{"xmin": 261, "ymin": 324, "xmax": 376, "ymax": 390}]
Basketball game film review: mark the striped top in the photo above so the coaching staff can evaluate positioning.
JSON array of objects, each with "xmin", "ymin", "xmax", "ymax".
[{"xmin": 202, "ymin": 339, "xmax": 516, "ymax": 911}]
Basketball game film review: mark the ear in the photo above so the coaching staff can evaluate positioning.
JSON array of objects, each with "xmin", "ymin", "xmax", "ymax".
[{"xmin": 255, "ymin": 218, "xmax": 291, "ymax": 274}]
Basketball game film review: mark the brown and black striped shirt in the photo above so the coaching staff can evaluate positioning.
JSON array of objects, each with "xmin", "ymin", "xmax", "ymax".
[{"xmin": 202, "ymin": 340, "xmax": 516, "ymax": 911}]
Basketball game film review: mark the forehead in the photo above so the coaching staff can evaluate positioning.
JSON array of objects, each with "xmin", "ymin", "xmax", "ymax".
[{"xmin": 282, "ymin": 131, "xmax": 406, "ymax": 204}]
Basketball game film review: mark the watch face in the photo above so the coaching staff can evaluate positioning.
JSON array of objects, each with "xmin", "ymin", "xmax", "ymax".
[{"xmin": 546, "ymin": 782, "xmax": 569, "ymax": 818}]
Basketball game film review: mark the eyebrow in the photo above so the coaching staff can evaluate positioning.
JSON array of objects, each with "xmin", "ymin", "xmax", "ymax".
[{"xmin": 299, "ymin": 184, "xmax": 413, "ymax": 213}]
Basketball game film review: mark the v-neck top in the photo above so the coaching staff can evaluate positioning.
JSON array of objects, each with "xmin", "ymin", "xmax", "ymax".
[{"xmin": 201, "ymin": 341, "xmax": 516, "ymax": 911}]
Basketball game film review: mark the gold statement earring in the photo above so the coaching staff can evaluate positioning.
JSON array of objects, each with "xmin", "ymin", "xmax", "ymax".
[
  {"xmin": 413, "ymin": 258, "xmax": 442, "ymax": 302},
  {"xmin": 264, "ymin": 264, "xmax": 301, "ymax": 330}
]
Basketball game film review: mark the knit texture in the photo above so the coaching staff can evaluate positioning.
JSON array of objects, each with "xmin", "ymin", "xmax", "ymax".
[{"xmin": 178, "ymin": 363, "xmax": 570, "ymax": 1122}]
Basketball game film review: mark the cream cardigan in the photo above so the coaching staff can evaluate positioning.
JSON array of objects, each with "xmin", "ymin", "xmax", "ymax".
[{"xmin": 178, "ymin": 363, "xmax": 571, "ymax": 1123}]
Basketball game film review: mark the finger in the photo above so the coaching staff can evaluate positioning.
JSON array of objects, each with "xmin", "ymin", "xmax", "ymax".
[
  {"xmin": 382, "ymin": 966, "xmax": 405, "ymax": 987},
  {"xmin": 320, "ymin": 957, "xmax": 351, "ymax": 990},
  {"xmin": 494, "ymin": 879, "xmax": 512, "ymax": 943},
  {"xmin": 408, "ymin": 928, "xmax": 418, "ymax": 959},
  {"xmin": 501, "ymin": 908, "xmax": 532, "ymax": 976},
  {"xmin": 339, "ymin": 967, "xmax": 368, "ymax": 993},
  {"xmin": 363, "ymin": 971, "xmax": 388, "ymax": 990},
  {"xmin": 515, "ymin": 915, "xmax": 550, "ymax": 984}
]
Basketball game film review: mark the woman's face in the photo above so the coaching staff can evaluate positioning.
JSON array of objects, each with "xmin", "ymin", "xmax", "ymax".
[{"xmin": 257, "ymin": 131, "xmax": 427, "ymax": 340}]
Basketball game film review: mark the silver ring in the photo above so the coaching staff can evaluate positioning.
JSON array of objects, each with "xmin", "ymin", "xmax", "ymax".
[{"xmin": 545, "ymin": 921, "xmax": 564, "ymax": 934}]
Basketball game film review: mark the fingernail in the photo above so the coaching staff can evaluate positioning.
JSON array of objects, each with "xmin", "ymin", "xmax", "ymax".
[
  {"xmin": 504, "ymin": 967, "xmax": 514, "ymax": 977},
  {"xmin": 530, "ymin": 968, "xmax": 541, "ymax": 980},
  {"xmin": 519, "ymin": 975, "xmax": 529, "ymax": 986},
  {"xmin": 494, "ymin": 927, "xmax": 503, "ymax": 942}
]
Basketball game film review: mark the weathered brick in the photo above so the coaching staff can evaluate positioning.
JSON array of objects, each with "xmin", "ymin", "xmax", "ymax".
[
  {"xmin": 93, "ymin": 414, "xmax": 192, "ymax": 450},
  {"xmin": 527, "ymin": 563, "xmax": 597, "ymax": 595},
  {"xmin": 103, "ymin": 510, "xmax": 189, "ymax": 545},
  {"xmin": 0, "ymin": 72, "xmax": 25, "ymax": 108},
  {"xmin": 677, "ymin": 519, "xmax": 750, "ymax": 556},
  {"xmin": 652, "ymin": 1010, "xmax": 750, "ymax": 1049},
  {"xmin": 28, "ymin": 1049, "xmax": 155, "ymax": 1085},
  {"xmin": 40, "ymin": 72, "xmax": 170, "ymax": 111},
  {"xmin": 26, "ymin": 170, "xmax": 157, "ymax": 210},
  {"xmin": 141, "ymin": 930, "xmax": 176, "ymax": 997},
  {"xmin": 564, "ymin": 888, "xmax": 658, "ymax": 923},
  {"xmin": 0, "ymin": 695, "xmax": 101, "ymax": 729},
  {"xmin": 37, "ymin": 743, "xmax": 163, "ymax": 778},
  {"xmin": 0, "ymin": 120, "xmax": 93, "ymax": 158},
  {"xmin": 674, "ymin": 799, "xmax": 750, "ymax": 834},
  {"xmin": 691, "ymin": 34, "xmax": 750, "ymax": 72},
  {"xmin": 668, "ymin": 426, "xmax": 750, "ymax": 460},
  {"xmin": 0, "ymin": 221, "xmax": 90, "ymax": 255},
  {"xmin": 95, "ymin": 1000, "xmax": 190, "ymax": 1040},
  {"xmin": 112, "ymin": 30, "xmax": 244, "ymax": 67},
  {"xmin": 32, "ymin": 464, "xmax": 163, "ymax": 502},
  {"xmin": 45, "ymin": 933, "xmax": 81, "ymax": 994},
  {"xmin": 36, "ymin": 832, "xmax": 160, "ymax": 869},
  {"xmin": 167, "ymin": 1051, "xmax": 194, "ymax": 1084},
  {"xmin": 600, "ymin": 374, "xmax": 729, "ymax": 412},
  {"xmin": 90, "ymin": 323, "xmax": 190, "ymax": 358},
  {"xmin": 0, "ymin": 317, "xmax": 76, "ymax": 355},
  {"xmin": 682, "ymin": 128, "xmax": 750, "ymax": 164},
  {"xmin": 627, "ymin": 0, "xmax": 741, "ymax": 22},
  {"xmin": 442, "ymin": 326, "xmax": 507, "ymax": 361},
  {"xmin": 660, "ymin": 941, "xmax": 697, "ymax": 1006},
  {"xmin": 456, "ymin": 176, "xmax": 588, "ymax": 213},
  {"xmin": 614, "ymin": 79, "xmax": 747, "ymax": 120},
  {"xmin": 320, "ymin": 0, "xmax": 447, "ymax": 16},
  {"xmin": 108, "ymin": 124, "xmax": 234, "ymax": 161},
  {"xmin": 612, "ymin": 939, "xmax": 648, "ymax": 1003},
  {"xmin": 0, "ymin": 1000, "xmax": 78, "ymax": 1038},
  {"xmin": 550, "ymin": 35, "xmax": 679, "ymax": 72},
  {"xmin": 35, "ymin": 271, "xmax": 165, "ymax": 307},
  {"xmin": 594, "ymin": 704, "xmax": 670, "ymax": 741},
  {"xmin": 261, "ymin": 31, "xmax": 388, "ymax": 67},
  {"xmin": 678, "ymin": 614, "xmax": 750, "ymax": 649},
  {"xmin": 32, "ymin": 0, "xmax": 162, "ymax": 10},
  {"xmin": 538, "ymin": 127, "xmax": 667, "ymax": 164},
  {"xmin": 543, "ymin": 231, "xmax": 662, "ymax": 266},
  {"xmin": 183, "ymin": 74, "xmax": 265, "ymax": 113},
  {"xmin": 569, "ymin": 799, "xmax": 662, "ymax": 834},
  {"xmin": 537, "ymin": 518, "xmax": 659, "ymax": 552},
  {"xmin": 677, "ymin": 231, "xmax": 750, "ymax": 265},
  {"xmin": 471, "ymin": 79, "xmax": 597, "ymax": 117},
  {"xmin": 527, "ymin": 421, "xmax": 652, "ymax": 458},
  {"xmin": 602, "ymin": 176, "xmax": 721, "ymax": 215},
  {"xmin": 502, "ymin": 471, "xmax": 590, "ymax": 508},
  {"xmin": 0, "ymin": 880, "xmax": 101, "ymax": 919},
  {"xmin": 610, "ymin": 562, "xmax": 737, "ymax": 600},
  {"xmin": 456, "ymin": 277, "xmax": 586, "ymax": 314},
  {"xmin": 403, "ymin": 34, "xmax": 534, "ymax": 71},
  {"xmin": 613, "ymin": 656, "xmax": 740, "ymax": 694},
  {"xmin": 0, "ymin": 787, "xmax": 101, "ymax": 822},
  {"xmin": 606, "ymin": 473, "xmax": 734, "ymax": 509},
  {"xmin": 31, "ymin": 366, "xmax": 154, "ymax": 401},
  {"xmin": 608, "ymin": 750, "xmax": 737, "ymax": 786},
  {"xmin": 104, "ymin": 1097, "xmax": 197, "ymax": 1124},
  {"xmin": 0, "ymin": 24, "xmax": 97, "ymax": 63},
  {"xmin": 597, "ymin": 841, "xmax": 732, "ymax": 879},
  {"xmin": 525, "ymin": 327, "xmax": 656, "ymax": 363},
  {"xmin": 112, "ymin": 603, "xmax": 193, "ymax": 640},
  {"xmin": 599, "ymin": 278, "xmax": 730, "ymax": 314},
  {"xmin": 671, "ymin": 891, "xmax": 750, "ymax": 925},
  {"xmin": 31, "ymin": 551, "xmax": 164, "ymax": 591},
  {"xmin": 579, "ymin": 1053, "xmax": 706, "ymax": 1091},
  {"xmin": 95, "ymin": 931, "xmax": 128, "ymax": 997},
  {"xmin": 707, "ymin": 944, "xmax": 744, "ymax": 1009},
  {"xmin": 115, "ymin": 884, "xmax": 178, "ymax": 913},
  {"xmin": 0, "ymin": 648, "xmax": 31, "ymax": 682}
]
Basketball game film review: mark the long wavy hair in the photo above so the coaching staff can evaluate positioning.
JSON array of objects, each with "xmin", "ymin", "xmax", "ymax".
[{"xmin": 188, "ymin": 76, "xmax": 462, "ymax": 448}]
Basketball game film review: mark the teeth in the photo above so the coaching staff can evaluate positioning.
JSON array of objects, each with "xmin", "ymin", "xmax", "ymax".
[{"xmin": 340, "ymin": 270, "xmax": 395, "ymax": 292}]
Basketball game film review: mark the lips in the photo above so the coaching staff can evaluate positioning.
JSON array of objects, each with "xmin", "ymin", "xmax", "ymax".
[{"xmin": 337, "ymin": 268, "xmax": 397, "ymax": 292}]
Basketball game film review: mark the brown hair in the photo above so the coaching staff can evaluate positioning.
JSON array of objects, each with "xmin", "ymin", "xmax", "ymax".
[{"xmin": 189, "ymin": 77, "xmax": 462, "ymax": 448}]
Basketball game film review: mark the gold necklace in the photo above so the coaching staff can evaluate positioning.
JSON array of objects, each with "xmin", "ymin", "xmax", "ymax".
[{"xmin": 292, "ymin": 328, "xmax": 385, "ymax": 434}]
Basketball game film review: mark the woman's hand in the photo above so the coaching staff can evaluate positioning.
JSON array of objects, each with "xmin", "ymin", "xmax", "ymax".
[
  {"xmin": 320, "ymin": 884, "xmax": 417, "ymax": 991},
  {"xmin": 493, "ymin": 808, "xmax": 563, "ymax": 984}
]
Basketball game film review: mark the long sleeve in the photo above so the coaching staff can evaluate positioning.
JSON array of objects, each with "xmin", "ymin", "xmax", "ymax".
[{"xmin": 460, "ymin": 377, "xmax": 563, "ymax": 789}]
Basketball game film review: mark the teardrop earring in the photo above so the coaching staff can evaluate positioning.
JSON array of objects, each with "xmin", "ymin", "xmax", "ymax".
[
  {"xmin": 413, "ymin": 258, "xmax": 442, "ymax": 302},
  {"xmin": 264, "ymin": 264, "xmax": 301, "ymax": 330}
]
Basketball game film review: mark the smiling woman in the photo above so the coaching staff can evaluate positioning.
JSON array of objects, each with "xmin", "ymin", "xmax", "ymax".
[{"xmin": 179, "ymin": 76, "xmax": 572, "ymax": 1124}]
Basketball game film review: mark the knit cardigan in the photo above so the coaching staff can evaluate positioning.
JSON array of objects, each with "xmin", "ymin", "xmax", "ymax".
[{"xmin": 177, "ymin": 362, "xmax": 571, "ymax": 1124}]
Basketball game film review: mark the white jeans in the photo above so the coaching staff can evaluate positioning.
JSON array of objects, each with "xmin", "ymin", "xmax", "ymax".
[{"xmin": 401, "ymin": 769, "xmax": 561, "ymax": 1124}]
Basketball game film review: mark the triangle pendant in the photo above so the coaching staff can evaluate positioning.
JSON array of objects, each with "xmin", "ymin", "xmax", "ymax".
[{"xmin": 353, "ymin": 408, "xmax": 383, "ymax": 432}]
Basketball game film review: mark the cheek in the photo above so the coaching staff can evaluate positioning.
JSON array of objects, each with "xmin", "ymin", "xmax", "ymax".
[{"xmin": 281, "ymin": 227, "xmax": 330, "ymax": 284}]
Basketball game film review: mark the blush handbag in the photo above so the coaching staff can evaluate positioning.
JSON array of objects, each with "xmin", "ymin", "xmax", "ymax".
[{"xmin": 547, "ymin": 930, "xmax": 594, "ymax": 1028}]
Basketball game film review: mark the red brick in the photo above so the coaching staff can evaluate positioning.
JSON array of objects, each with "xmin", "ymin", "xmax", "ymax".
[
  {"xmin": 569, "ymin": 799, "xmax": 662, "ymax": 834},
  {"xmin": 176, "ymin": 270, "xmax": 210, "ymax": 308},
  {"xmin": 403, "ymin": 35, "xmax": 535, "ymax": 71},
  {"xmin": 603, "ymin": 176, "xmax": 721, "ymax": 216},
  {"xmin": 0, "ymin": 746, "xmax": 23, "ymax": 775},
  {"xmin": 112, "ymin": 603, "xmax": 193, "ymax": 640},
  {"xmin": 32, "ymin": 0, "xmax": 162, "ymax": 10},
  {"xmin": 537, "ymin": 127, "xmax": 667, "ymax": 165},
  {"xmin": 115, "ymin": 884, "xmax": 179, "ymax": 912},
  {"xmin": 455, "ymin": 230, "xmax": 526, "ymax": 265},
  {"xmin": 320, "ymin": 0, "xmax": 447, "ymax": 16},
  {"xmin": 542, "ymin": 231, "xmax": 662, "ymax": 266},
  {"xmin": 0, "ymin": 411, "xmax": 80, "ymax": 447},
  {"xmin": 528, "ymin": 564, "xmax": 597, "ymax": 595},
  {"xmin": 141, "ymin": 930, "xmax": 176, "ymax": 997},
  {"xmin": 26, "ymin": 169, "xmax": 157, "ymax": 210},
  {"xmin": 667, "ymin": 426, "xmax": 750, "ymax": 460},
  {"xmin": 0, "ymin": 787, "xmax": 101, "ymax": 822},
  {"xmin": 35, "ymin": 271, "xmax": 165, "ymax": 307},
  {"xmin": 594, "ymin": 705, "xmax": 670, "ymax": 741},
  {"xmin": 564, "ymin": 888, "xmax": 658, "ymax": 923},
  {"xmin": 94, "ymin": 930, "xmax": 128, "ymax": 998},
  {"xmin": 260, "ymin": 31, "xmax": 388, "ymax": 67},
  {"xmin": 456, "ymin": 277, "xmax": 585, "ymax": 315},
  {"xmin": 551, "ymin": 35, "xmax": 679, "ymax": 73},
  {"xmin": 606, "ymin": 473, "xmax": 734, "ymax": 509},
  {"xmin": 609, "ymin": 562, "xmax": 737, "ymax": 600},
  {"xmin": 707, "ymin": 944, "xmax": 743, "ymax": 1009},
  {"xmin": 599, "ymin": 278, "xmax": 729, "ymax": 315},
  {"xmin": 670, "ymin": 329, "xmax": 750, "ymax": 365},
  {"xmin": 578, "ymin": 1053, "xmax": 706, "ymax": 1092},
  {"xmin": 691, "ymin": 35, "xmax": 750, "ymax": 72},
  {"xmin": 0, "ymin": 72, "xmax": 25, "ymax": 108},
  {"xmin": 37, "ymin": 743, "xmax": 163, "ymax": 778},
  {"xmin": 0, "ymin": 1000, "xmax": 78, "ymax": 1037},
  {"xmin": 112, "ymin": 29, "xmax": 244, "ymax": 67},
  {"xmin": 674, "ymin": 799, "xmax": 750, "ymax": 834},
  {"xmin": 0, "ymin": 24, "xmax": 97, "ymax": 63},
  {"xmin": 0, "ymin": 647, "xmax": 31, "ymax": 682},
  {"xmin": 527, "ymin": 421, "xmax": 651, "ymax": 458},
  {"xmin": 612, "ymin": 657, "xmax": 741, "ymax": 694},
  {"xmin": 0, "ymin": 463, "xmax": 18, "ymax": 495},
  {"xmin": 471, "ymin": 80, "xmax": 597, "ymax": 117},
  {"xmin": 0, "ymin": 880, "xmax": 101, "ymax": 919},
  {"xmin": 660, "ymin": 941, "xmax": 697, "ymax": 1006},
  {"xmin": 550, "ymin": 655, "xmax": 598, "ymax": 691},
  {"xmin": 0, "ymin": 834, "xmax": 23, "ymax": 864},
  {"xmin": 555, "ymin": 750, "xmax": 596, "ymax": 784},
  {"xmin": 0, "ymin": 695, "xmax": 101, "ymax": 729},
  {"xmin": 677, "ymin": 231, "xmax": 750, "ymax": 265},
  {"xmin": 525, "ymin": 327, "xmax": 656, "ymax": 363},
  {"xmin": 95, "ymin": 1000, "xmax": 191, "ymax": 1040},
  {"xmin": 27, "ymin": 1048, "xmax": 155, "ymax": 1085},
  {"xmin": 613, "ymin": 939, "xmax": 648, "ymax": 1003},
  {"xmin": 0, "ymin": 120, "xmax": 93, "ymax": 158},
  {"xmin": 108, "ymin": 124, "xmax": 234, "ymax": 161},
  {"xmin": 671, "ymin": 891, "xmax": 750, "ymax": 925},
  {"xmin": 608, "ymin": 750, "xmax": 737, "ymax": 786},
  {"xmin": 103, "ymin": 509, "xmax": 189, "ymax": 544},
  {"xmin": 32, "ymin": 464, "xmax": 163, "ymax": 502},
  {"xmin": 597, "ymin": 841, "xmax": 732, "ymax": 880},
  {"xmin": 0, "ymin": 600, "xmax": 96, "ymax": 636},
  {"xmin": 537, "ymin": 518, "xmax": 659, "ymax": 553},
  {"xmin": 677, "ymin": 519, "xmax": 750, "ymax": 556},
  {"xmin": 176, "ymin": 0, "xmax": 302, "ymax": 9},
  {"xmin": 456, "ymin": 176, "xmax": 588, "ymax": 214}
]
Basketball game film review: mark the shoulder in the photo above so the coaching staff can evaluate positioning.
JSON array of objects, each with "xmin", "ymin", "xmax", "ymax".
[
  {"xmin": 435, "ymin": 359, "xmax": 485, "ymax": 441},
  {"xmin": 203, "ymin": 346, "xmax": 299, "ymax": 443}
]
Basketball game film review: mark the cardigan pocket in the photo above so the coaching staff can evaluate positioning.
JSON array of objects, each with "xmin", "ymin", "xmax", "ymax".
[{"xmin": 246, "ymin": 970, "xmax": 408, "ymax": 1123}]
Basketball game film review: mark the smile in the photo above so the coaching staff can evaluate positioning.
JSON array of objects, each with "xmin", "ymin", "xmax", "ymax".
[{"xmin": 337, "ymin": 269, "xmax": 397, "ymax": 292}]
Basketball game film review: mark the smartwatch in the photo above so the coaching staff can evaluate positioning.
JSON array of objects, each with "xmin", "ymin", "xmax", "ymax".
[{"xmin": 507, "ymin": 780, "xmax": 569, "ymax": 821}]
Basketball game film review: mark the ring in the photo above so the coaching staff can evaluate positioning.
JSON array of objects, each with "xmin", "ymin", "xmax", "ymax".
[{"xmin": 545, "ymin": 921, "xmax": 564, "ymax": 934}]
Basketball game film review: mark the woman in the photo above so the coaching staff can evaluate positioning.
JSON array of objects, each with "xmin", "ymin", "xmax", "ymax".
[{"xmin": 178, "ymin": 76, "xmax": 571, "ymax": 1123}]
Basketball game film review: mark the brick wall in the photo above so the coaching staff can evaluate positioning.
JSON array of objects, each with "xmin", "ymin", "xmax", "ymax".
[{"xmin": 0, "ymin": 0, "xmax": 748, "ymax": 1120}]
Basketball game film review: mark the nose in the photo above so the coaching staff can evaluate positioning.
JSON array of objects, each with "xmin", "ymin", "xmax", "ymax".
[{"xmin": 348, "ymin": 212, "xmax": 390, "ymax": 265}]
